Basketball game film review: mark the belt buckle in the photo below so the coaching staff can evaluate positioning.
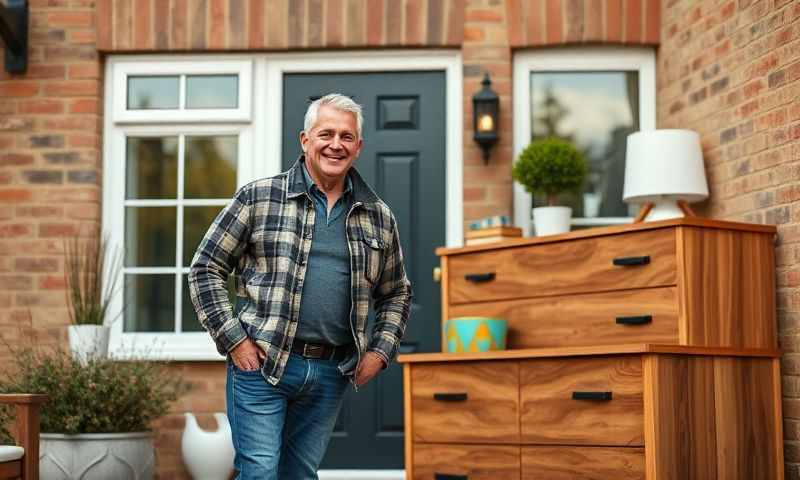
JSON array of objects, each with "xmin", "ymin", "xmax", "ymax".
[{"xmin": 303, "ymin": 343, "xmax": 324, "ymax": 358}]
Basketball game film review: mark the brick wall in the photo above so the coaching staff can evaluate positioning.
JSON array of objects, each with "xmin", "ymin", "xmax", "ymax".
[
  {"xmin": 1, "ymin": 0, "xmax": 663, "ymax": 477},
  {"xmin": 657, "ymin": 0, "xmax": 800, "ymax": 476}
]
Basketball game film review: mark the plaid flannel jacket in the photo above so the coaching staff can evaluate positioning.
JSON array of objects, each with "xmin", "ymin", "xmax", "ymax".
[{"xmin": 188, "ymin": 157, "xmax": 412, "ymax": 385}]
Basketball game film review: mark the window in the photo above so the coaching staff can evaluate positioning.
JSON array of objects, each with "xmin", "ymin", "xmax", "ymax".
[
  {"xmin": 512, "ymin": 47, "xmax": 656, "ymax": 233},
  {"xmin": 104, "ymin": 57, "xmax": 258, "ymax": 359}
]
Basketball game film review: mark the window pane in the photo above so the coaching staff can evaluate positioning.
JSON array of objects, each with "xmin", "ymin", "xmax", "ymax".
[
  {"xmin": 530, "ymin": 71, "xmax": 639, "ymax": 218},
  {"xmin": 186, "ymin": 75, "xmax": 238, "ymax": 109},
  {"xmin": 125, "ymin": 207, "xmax": 176, "ymax": 266},
  {"xmin": 127, "ymin": 76, "xmax": 179, "ymax": 110},
  {"xmin": 183, "ymin": 206, "xmax": 223, "ymax": 266},
  {"xmin": 185, "ymin": 136, "xmax": 238, "ymax": 199},
  {"xmin": 124, "ymin": 274, "xmax": 175, "ymax": 332},
  {"xmin": 126, "ymin": 137, "xmax": 178, "ymax": 199},
  {"xmin": 182, "ymin": 274, "xmax": 236, "ymax": 332}
]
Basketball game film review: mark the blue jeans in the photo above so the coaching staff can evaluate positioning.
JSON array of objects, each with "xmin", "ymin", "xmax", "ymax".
[{"xmin": 226, "ymin": 352, "xmax": 350, "ymax": 480}]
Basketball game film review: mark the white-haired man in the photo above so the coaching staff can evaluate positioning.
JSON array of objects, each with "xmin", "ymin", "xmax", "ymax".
[{"xmin": 189, "ymin": 93, "xmax": 412, "ymax": 479}]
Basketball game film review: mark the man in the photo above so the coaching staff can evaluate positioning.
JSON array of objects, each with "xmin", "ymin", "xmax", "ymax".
[{"xmin": 188, "ymin": 93, "xmax": 412, "ymax": 479}]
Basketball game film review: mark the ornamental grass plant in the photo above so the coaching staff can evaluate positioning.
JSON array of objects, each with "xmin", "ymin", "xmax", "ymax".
[{"xmin": 64, "ymin": 234, "xmax": 123, "ymax": 326}]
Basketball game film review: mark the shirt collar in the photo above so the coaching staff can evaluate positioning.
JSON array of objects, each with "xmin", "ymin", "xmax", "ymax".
[{"xmin": 302, "ymin": 161, "xmax": 353, "ymax": 197}]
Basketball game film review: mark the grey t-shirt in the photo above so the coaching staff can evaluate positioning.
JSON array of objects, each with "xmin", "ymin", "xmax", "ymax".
[{"xmin": 295, "ymin": 164, "xmax": 354, "ymax": 346}]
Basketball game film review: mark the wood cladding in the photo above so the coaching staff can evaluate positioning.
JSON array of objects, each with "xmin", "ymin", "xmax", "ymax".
[
  {"xmin": 678, "ymin": 227, "xmax": 777, "ymax": 349},
  {"xmin": 448, "ymin": 228, "xmax": 677, "ymax": 304},
  {"xmin": 643, "ymin": 354, "xmax": 782, "ymax": 479}
]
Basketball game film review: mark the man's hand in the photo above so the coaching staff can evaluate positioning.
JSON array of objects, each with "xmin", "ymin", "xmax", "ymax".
[
  {"xmin": 355, "ymin": 351, "xmax": 386, "ymax": 387},
  {"xmin": 230, "ymin": 338, "xmax": 266, "ymax": 371}
]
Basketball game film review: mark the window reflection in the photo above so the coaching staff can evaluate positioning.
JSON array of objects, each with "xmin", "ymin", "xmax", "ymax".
[
  {"xmin": 186, "ymin": 75, "xmax": 239, "ymax": 109},
  {"xmin": 124, "ymin": 206, "xmax": 176, "ymax": 267},
  {"xmin": 124, "ymin": 274, "xmax": 175, "ymax": 332},
  {"xmin": 185, "ymin": 136, "xmax": 238, "ymax": 199},
  {"xmin": 530, "ymin": 71, "xmax": 639, "ymax": 218},
  {"xmin": 127, "ymin": 76, "xmax": 179, "ymax": 110},
  {"xmin": 126, "ymin": 137, "xmax": 178, "ymax": 199}
]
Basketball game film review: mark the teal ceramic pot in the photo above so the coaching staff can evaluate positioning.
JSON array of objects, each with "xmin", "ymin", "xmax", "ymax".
[{"xmin": 444, "ymin": 317, "xmax": 507, "ymax": 353}]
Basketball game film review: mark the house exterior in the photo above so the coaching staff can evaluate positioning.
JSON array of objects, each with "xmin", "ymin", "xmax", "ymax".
[{"xmin": 0, "ymin": 0, "xmax": 798, "ymax": 478}]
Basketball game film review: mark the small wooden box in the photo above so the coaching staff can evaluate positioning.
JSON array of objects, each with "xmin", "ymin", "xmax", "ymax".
[{"xmin": 464, "ymin": 226, "xmax": 523, "ymax": 246}]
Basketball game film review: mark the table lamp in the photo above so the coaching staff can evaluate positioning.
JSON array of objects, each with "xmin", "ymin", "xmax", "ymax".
[{"xmin": 623, "ymin": 129, "xmax": 709, "ymax": 222}]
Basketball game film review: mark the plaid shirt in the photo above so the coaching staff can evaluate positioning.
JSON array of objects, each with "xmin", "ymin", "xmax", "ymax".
[{"xmin": 188, "ymin": 157, "xmax": 412, "ymax": 385}]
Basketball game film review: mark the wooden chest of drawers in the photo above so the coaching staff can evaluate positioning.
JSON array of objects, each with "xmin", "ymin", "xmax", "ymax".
[
  {"xmin": 401, "ymin": 346, "xmax": 783, "ymax": 479},
  {"xmin": 399, "ymin": 219, "xmax": 782, "ymax": 479},
  {"xmin": 442, "ymin": 218, "xmax": 777, "ymax": 351}
]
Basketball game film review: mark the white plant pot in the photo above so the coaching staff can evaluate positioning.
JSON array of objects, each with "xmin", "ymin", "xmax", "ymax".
[
  {"xmin": 532, "ymin": 206, "xmax": 572, "ymax": 236},
  {"xmin": 67, "ymin": 325, "xmax": 110, "ymax": 363},
  {"xmin": 181, "ymin": 413, "xmax": 235, "ymax": 480},
  {"xmin": 583, "ymin": 192, "xmax": 602, "ymax": 218},
  {"xmin": 39, "ymin": 432, "xmax": 154, "ymax": 480}
]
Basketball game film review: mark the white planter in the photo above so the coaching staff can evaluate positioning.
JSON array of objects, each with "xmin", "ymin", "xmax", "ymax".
[
  {"xmin": 67, "ymin": 325, "xmax": 110, "ymax": 363},
  {"xmin": 532, "ymin": 206, "xmax": 572, "ymax": 236},
  {"xmin": 181, "ymin": 413, "xmax": 235, "ymax": 480},
  {"xmin": 39, "ymin": 432, "xmax": 154, "ymax": 480},
  {"xmin": 583, "ymin": 192, "xmax": 602, "ymax": 218}
]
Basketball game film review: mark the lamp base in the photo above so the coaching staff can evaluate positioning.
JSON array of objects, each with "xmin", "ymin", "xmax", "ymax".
[{"xmin": 633, "ymin": 199, "xmax": 696, "ymax": 223}]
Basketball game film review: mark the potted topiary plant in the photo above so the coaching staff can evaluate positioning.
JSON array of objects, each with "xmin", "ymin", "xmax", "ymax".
[
  {"xmin": 64, "ymin": 233, "xmax": 122, "ymax": 363},
  {"xmin": 512, "ymin": 137, "xmax": 588, "ymax": 236},
  {"xmin": 0, "ymin": 344, "xmax": 189, "ymax": 480}
]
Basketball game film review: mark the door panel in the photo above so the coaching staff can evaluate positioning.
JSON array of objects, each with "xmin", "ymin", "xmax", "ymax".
[{"xmin": 282, "ymin": 71, "xmax": 446, "ymax": 469}]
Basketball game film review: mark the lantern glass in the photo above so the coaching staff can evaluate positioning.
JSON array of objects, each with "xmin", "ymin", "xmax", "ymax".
[{"xmin": 474, "ymin": 101, "xmax": 497, "ymax": 134}]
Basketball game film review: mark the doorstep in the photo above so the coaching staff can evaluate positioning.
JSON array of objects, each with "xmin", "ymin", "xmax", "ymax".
[{"xmin": 318, "ymin": 470, "xmax": 405, "ymax": 480}]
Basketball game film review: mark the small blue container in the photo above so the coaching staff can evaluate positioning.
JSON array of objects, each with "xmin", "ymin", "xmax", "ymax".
[{"xmin": 443, "ymin": 317, "xmax": 507, "ymax": 353}]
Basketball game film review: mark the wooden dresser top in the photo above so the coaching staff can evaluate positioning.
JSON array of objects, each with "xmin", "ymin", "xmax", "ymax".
[
  {"xmin": 437, "ymin": 217, "xmax": 777, "ymax": 257},
  {"xmin": 397, "ymin": 344, "xmax": 781, "ymax": 363}
]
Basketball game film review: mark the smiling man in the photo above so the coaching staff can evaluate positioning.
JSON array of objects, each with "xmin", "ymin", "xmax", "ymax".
[{"xmin": 188, "ymin": 94, "xmax": 412, "ymax": 479}]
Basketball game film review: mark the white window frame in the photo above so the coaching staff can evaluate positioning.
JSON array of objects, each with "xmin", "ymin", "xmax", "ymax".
[
  {"xmin": 512, "ymin": 47, "xmax": 656, "ymax": 235},
  {"xmin": 112, "ymin": 59, "xmax": 253, "ymax": 124},
  {"xmin": 103, "ymin": 51, "xmax": 462, "ymax": 360}
]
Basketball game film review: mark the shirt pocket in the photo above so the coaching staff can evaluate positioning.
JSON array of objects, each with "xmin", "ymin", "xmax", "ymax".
[{"xmin": 359, "ymin": 234, "xmax": 385, "ymax": 285}]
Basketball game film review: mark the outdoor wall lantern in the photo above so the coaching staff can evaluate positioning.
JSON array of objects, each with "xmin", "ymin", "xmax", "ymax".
[
  {"xmin": 472, "ymin": 72, "xmax": 499, "ymax": 164},
  {"xmin": 0, "ymin": 0, "xmax": 28, "ymax": 74}
]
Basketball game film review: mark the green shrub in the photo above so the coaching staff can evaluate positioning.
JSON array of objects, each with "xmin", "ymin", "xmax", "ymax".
[
  {"xmin": 0, "ymin": 347, "xmax": 189, "ymax": 435},
  {"xmin": 512, "ymin": 137, "xmax": 588, "ymax": 206}
]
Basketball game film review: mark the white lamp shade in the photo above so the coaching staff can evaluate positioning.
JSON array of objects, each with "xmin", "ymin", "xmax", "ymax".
[{"xmin": 623, "ymin": 129, "xmax": 709, "ymax": 204}]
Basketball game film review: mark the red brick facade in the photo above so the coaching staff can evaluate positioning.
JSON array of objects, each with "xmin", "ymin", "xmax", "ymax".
[{"xmin": 2, "ymin": 0, "xmax": 798, "ymax": 477}]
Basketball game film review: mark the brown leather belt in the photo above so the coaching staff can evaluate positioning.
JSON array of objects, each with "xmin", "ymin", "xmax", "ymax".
[{"xmin": 291, "ymin": 340, "xmax": 351, "ymax": 361}]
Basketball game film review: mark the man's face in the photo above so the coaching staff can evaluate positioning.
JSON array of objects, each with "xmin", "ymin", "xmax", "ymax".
[{"xmin": 300, "ymin": 105, "xmax": 363, "ymax": 185}]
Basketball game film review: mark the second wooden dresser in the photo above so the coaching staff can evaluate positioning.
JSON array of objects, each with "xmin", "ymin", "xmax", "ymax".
[{"xmin": 400, "ymin": 218, "xmax": 782, "ymax": 479}]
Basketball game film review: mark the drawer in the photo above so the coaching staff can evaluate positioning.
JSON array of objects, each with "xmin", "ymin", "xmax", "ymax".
[
  {"xmin": 411, "ymin": 361, "xmax": 519, "ymax": 443},
  {"xmin": 413, "ymin": 444, "xmax": 520, "ymax": 480},
  {"xmin": 521, "ymin": 446, "xmax": 645, "ymax": 480},
  {"xmin": 449, "ymin": 287, "xmax": 679, "ymax": 349},
  {"xmin": 520, "ymin": 356, "xmax": 644, "ymax": 446},
  {"xmin": 447, "ymin": 228, "xmax": 676, "ymax": 304}
]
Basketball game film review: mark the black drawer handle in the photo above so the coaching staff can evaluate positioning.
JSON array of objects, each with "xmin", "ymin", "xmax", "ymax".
[
  {"xmin": 433, "ymin": 393, "xmax": 468, "ymax": 402},
  {"xmin": 435, "ymin": 475, "xmax": 468, "ymax": 480},
  {"xmin": 572, "ymin": 391, "xmax": 613, "ymax": 401},
  {"xmin": 616, "ymin": 315, "xmax": 653, "ymax": 325},
  {"xmin": 464, "ymin": 272, "xmax": 495, "ymax": 283},
  {"xmin": 612, "ymin": 256, "xmax": 650, "ymax": 266}
]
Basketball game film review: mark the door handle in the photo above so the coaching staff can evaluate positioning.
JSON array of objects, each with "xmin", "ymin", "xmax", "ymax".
[
  {"xmin": 612, "ymin": 256, "xmax": 650, "ymax": 266},
  {"xmin": 464, "ymin": 273, "xmax": 495, "ymax": 283},
  {"xmin": 572, "ymin": 391, "xmax": 613, "ymax": 401},
  {"xmin": 433, "ymin": 393, "xmax": 468, "ymax": 402},
  {"xmin": 616, "ymin": 315, "xmax": 653, "ymax": 325},
  {"xmin": 433, "ymin": 267, "xmax": 442, "ymax": 282}
]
